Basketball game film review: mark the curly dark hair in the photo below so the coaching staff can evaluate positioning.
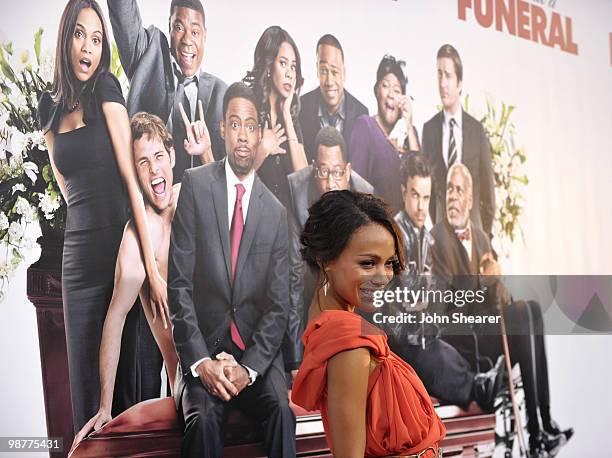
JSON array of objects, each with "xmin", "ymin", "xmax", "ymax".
[
  {"xmin": 374, "ymin": 54, "xmax": 407, "ymax": 95},
  {"xmin": 300, "ymin": 191, "xmax": 405, "ymax": 281},
  {"xmin": 242, "ymin": 25, "xmax": 304, "ymax": 129}
]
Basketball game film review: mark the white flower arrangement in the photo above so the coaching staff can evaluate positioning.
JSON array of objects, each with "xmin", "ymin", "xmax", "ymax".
[
  {"xmin": 38, "ymin": 189, "xmax": 61, "ymax": 220},
  {"xmin": 0, "ymin": 28, "xmax": 128, "ymax": 301},
  {"xmin": 0, "ymin": 29, "xmax": 66, "ymax": 300},
  {"xmin": 464, "ymin": 95, "xmax": 528, "ymax": 259}
]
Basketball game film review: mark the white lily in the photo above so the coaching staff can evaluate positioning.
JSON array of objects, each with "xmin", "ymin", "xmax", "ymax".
[
  {"xmin": 0, "ymin": 212, "xmax": 8, "ymax": 231},
  {"xmin": 9, "ymin": 127, "xmax": 26, "ymax": 159},
  {"xmin": 23, "ymin": 161, "xmax": 38, "ymax": 184}
]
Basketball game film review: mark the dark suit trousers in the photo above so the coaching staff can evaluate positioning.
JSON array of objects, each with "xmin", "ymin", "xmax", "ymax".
[
  {"xmin": 392, "ymin": 338, "xmax": 475, "ymax": 409},
  {"xmin": 442, "ymin": 301, "xmax": 551, "ymax": 436},
  {"xmin": 179, "ymin": 339, "xmax": 296, "ymax": 458}
]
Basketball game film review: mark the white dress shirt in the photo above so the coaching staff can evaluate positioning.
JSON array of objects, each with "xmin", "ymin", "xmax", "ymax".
[
  {"xmin": 169, "ymin": 57, "xmax": 202, "ymax": 125},
  {"xmin": 224, "ymin": 158, "xmax": 255, "ymax": 229},
  {"xmin": 442, "ymin": 106, "xmax": 463, "ymax": 167},
  {"xmin": 190, "ymin": 160, "xmax": 258, "ymax": 385}
]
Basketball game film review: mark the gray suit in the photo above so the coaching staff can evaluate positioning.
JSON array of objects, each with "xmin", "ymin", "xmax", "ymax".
[
  {"xmin": 422, "ymin": 110, "xmax": 496, "ymax": 235},
  {"xmin": 168, "ymin": 160, "xmax": 295, "ymax": 456},
  {"xmin": 284, "ymin": 166, "xmax": 374, "ymax": 368},
  {"xmin": 107, "ymin": 0, "xmax": 227, "ymax": 183}
]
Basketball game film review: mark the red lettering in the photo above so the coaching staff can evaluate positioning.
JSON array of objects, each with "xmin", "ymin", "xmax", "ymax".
[
  {"xmin": 458, "ymin": 0, "xmax": 473, "ymax": 20},
  {"xmin": 474, "ymin": 0, "xmax": 494, "ymax": 28},
  {"xmin": 530, "ymin": 4, "xmax": 550, "ymax": 46},
  {"xmin": 548, "ymin": 12, "xmax": 565, "ymax": 51},
  {"xmin": 564, "ymin": 16, "xmax": 578, "ymax": 55},
  {"xmin": 495, "ymin": 0, "xmax": 516, "ymax": 35},
  {"xmin": 456, "ymin": 0, "xmax": 579, "ymax": 57},
  {"xmin": 516, "ymin": 0, "xmax": 531, "ymax": 40}
]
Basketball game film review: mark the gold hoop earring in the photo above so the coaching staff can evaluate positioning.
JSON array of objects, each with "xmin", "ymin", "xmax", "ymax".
[{"xmin": 323, "ymin": 282, "xmax": 328, "ymax": 297}]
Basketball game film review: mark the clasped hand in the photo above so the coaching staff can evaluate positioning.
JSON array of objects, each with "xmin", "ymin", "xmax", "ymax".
[{"xmin": 196, "ymin": 352, "xmax": 250, "ymax": 401}]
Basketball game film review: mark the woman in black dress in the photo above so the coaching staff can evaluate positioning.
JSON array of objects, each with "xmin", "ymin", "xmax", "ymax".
[
  {"xmin": 243, "ymin": 25, "xmax": 308, "ymax": 208},
  {"xmin": 38, "ymin": 0, "xmax": 167, "ymax": 431}
]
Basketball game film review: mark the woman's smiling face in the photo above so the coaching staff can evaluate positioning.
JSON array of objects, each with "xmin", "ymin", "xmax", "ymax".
[
  {"xmin": 325, "ymin": 222, "xmax": 397, "ymax": 312},
  {"xmin": 376, "ymin": 72, "xmax": 403, "ymax": 130}
]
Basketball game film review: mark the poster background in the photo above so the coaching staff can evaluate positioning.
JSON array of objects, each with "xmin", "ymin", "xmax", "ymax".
[{"xmin": 1, "ymin": 0, "xmax": 611, "ymax": 456}]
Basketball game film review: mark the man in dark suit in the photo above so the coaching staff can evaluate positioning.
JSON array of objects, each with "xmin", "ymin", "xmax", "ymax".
[
  {"xmin": 386, "ymin": 152, "xmax": 504, "ymax": 413},
  {"xmin": 284, "ymin": 127, "xmax": 374, "ymax": 371},
  {"xmin": 422, "ymin": 44, "xmax": 495, "ymax": 236},
  {"xmin": 168, "ymin": 82, "xmax": 295, "ymax": 457},
  {"xmin": 431, "ymin": 163, "xmax": 571, "ymax": 457},
  {"xmin": 108, "ymin": 0, "xmax": 227, "ymax": 183},
  {"xmin": 299, "ymin": 34, "xmax": 368, "ymax": 162}
]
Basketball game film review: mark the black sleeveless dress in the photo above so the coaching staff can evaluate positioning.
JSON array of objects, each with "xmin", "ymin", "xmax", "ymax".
[{"xmin": 38, "ymin": 73, "xmax": 131, "ymax": 430}]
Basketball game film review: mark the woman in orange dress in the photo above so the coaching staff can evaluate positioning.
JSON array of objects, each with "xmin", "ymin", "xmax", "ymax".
[{"xmin": 292, "ymin": 190, "xmax": 446, "ymax": 457}]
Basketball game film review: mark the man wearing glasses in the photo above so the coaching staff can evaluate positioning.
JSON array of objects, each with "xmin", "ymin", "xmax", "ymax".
[{"xmin": 282, "ymin": 126, "xmax": 374, "ymax": 375}]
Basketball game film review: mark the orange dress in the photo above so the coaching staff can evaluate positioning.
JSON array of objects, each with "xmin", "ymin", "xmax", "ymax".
[{"xmin": 292, "ymin": 310, "xmax": 446, "ymax": 457}]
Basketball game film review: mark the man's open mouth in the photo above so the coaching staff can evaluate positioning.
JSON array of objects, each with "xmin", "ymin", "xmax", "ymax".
[
  {"xmin": 151, "ymin": 177, "xmax": 166, "ymax": 196},
  {"xmin": 180, "ymin": 51, "xmax": 195, "ymax": 65}
]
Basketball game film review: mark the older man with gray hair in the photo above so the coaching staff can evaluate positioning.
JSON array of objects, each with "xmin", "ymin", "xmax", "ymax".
[{"xmin": 431, "ymin": 163, "xmax": 572, "ymax": 457}]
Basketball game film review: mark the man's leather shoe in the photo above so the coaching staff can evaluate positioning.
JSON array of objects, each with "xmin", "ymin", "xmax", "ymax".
[
  {"xmin": 528, "ymin": 433, "xmax": 550, "ymax": 458},
  {"xmin": 529, "ymin": 431, "xmax": 566, "ymax": 458},
  {"xmin": 543, "ymin": 418, "xmax": 574, "ymax": 443},
  {"xmin": 473, "ymin": 355, "xmax": 505, "ymax": 412},
  {"xmin": 542, "ymin": 429, "xmax": 568, "ymax": 457}
]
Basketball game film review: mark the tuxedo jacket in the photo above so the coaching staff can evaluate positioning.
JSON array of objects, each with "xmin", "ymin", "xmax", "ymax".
[
  {"xmin": 108, "ymin": 0, "xmax": 227, "ymax": 182},
  {"xmin": 430, "ymin": 219, "xmax": 493, "ymax": 315},
  {"xmin": 168, "ymin": 161, "xmax": 289, "ymax": 387},
  {"xmin": 422, "ymin": 110, "xmax": 496, "ymax": 235},
  {"xmin": 299, "ymin": 87, "xmax": 369, "ymax": 163},
  {"xmin": 283, "ymin": 166, "xmax": 374, "ymax": 368}
]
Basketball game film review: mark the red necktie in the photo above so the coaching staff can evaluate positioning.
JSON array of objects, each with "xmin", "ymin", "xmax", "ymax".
[{"xmin": 229, "ymin": 183, "xmax": 246, "ymax": 350}]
